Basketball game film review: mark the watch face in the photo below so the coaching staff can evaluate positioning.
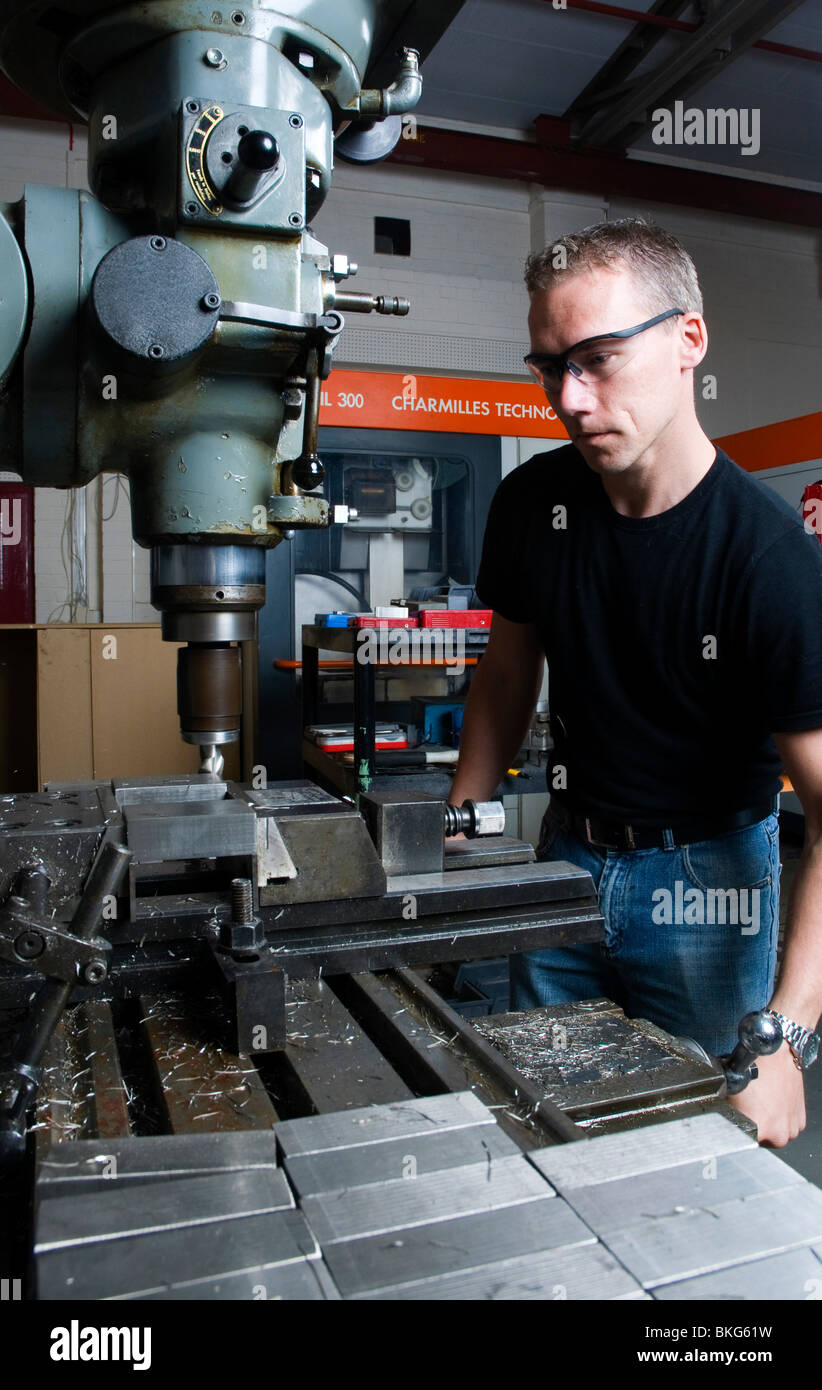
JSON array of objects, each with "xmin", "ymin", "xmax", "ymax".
[{"xmin": 804, "ymin": 1033, "xmax": 820, "ymax": 1068}]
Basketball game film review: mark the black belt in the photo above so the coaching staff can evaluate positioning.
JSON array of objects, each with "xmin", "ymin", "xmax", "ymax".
[{"xmin": 549, "ymin": 796, "xmax": 778, "ymax": 852}]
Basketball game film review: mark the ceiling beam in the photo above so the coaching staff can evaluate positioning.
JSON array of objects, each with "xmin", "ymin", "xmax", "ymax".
[
  {"xmin": 566, "ymin": 0, "xmax": 694, "ymax": 119},
  {"xmin": 389, "ymin": 120, "xmax": 822, "ymax": 230},
  {"xmin": 556, "ymin": 0, "xmax": 822, "ymax": 63},
  {"xmin": 571, "ymin": 0, "xmax": 807, "ymax": 150}
]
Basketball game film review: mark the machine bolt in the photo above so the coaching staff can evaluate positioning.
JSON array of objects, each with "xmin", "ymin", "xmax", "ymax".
[
  {"xmin": 204, "ymin": 47, "xmax": 227, "ymax": 68},
  {"xmin": 184, "ymin": 201, "xmax": 199, "ymax": 216},
  {"xmin": 186, "ymin": 100, "xmax": 200, "ymax": 114},
  {"xmin": 231, "ymin": 10, "xmax": 245, "ymax": 23},
  {"xmin": 148, "ymin": 344, "xmax": 165, "ymax": 359},
  {"xmin": 289, "ymin": 113, "xmax": 303, "ymax": 128},
  {"xmin": 201, "ymin": 292, "xmax": 221, "ymax": 311},
  {"xmin": 332, "ymin": 253, "xmax": 358, "ymax": 281},
  {"xmin": 231, "ymin": 877, "xmax": 254, "ymax": 924},
  {"xmin": 149, "ymin": 236, "xmax": 166, "ymax": 251},
  {"xmin": 14, "ymin": 930, "xmax": 45, "ymax": 960},
  {"xmin": 82, "ymin": 960, "xmax": 107, "ymax": 985},
  {"xmin": 288, "ymin": 212, "xmax": 303, "ymax": 227}
]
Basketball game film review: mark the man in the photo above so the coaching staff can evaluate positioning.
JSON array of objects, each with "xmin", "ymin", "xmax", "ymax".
[{"xmin": 449, "ymin": 218, "xmax": 822, "ymax": 1147}]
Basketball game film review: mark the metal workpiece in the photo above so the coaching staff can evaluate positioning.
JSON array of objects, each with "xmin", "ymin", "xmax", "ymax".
[
  {"xmin": 37, "ymin": 1206, "xmax": 323, "ymax": 1301},
  {"xmin": 112, "ymin": 774, "xmax": 227, "ymax": 805},
  {"xmin": 123, "ymin": 797, "xmax": 257, "ymax": 862},
  {"xmin": 37, "ymin": 1131, "xmax": 283, "ymax": 1190},
  {"xmin": 35, "ymin": 1165, "xmax": 295, "ymax": 1252},
  {"xmin": 275, "ymin": 1090, "xmax": 494, "ymax": 1158}
]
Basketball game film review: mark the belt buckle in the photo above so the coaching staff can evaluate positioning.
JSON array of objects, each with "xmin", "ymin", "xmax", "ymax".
[{"xmin": 585, "ymin": 816, "xmax": 620, "ymax": 850}]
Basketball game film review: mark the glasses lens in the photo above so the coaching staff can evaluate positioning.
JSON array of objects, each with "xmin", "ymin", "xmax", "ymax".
[{"xmin": 568, "ymin": 338, "xmax": 642, "ymax": 383}]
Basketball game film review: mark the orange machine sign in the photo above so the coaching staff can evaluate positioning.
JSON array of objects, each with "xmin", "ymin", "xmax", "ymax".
[{"xmin": 318, "ymin": 370, "xmax": 568, "ymax": 439}]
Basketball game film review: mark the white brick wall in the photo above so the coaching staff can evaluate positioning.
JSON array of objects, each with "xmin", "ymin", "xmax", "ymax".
[
  {"xmin": 2, "ymin": 114, "xmax": 820, "ymax": 620},
  {"xmin": 0, "ymin": 116, "xmax": 89, "ymax": 203}
]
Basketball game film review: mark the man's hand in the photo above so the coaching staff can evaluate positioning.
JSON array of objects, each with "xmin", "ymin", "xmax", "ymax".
[{"xmin": 728, "ymin": 1044, "xmax": 806, "ymax": 1147}]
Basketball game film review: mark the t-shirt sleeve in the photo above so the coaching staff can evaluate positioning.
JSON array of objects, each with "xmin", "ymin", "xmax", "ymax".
[
  {"xmin": 740, "ymin": 526, "xmax": 822, "ymax": 732},
  {"xmin": 475, "ymin": 468, "xmax": 535, "ymax": 623}
]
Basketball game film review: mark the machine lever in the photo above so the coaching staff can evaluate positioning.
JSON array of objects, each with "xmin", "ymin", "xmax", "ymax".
[{"xmin": 719, "ymin": 1008, "xmax": 783, "ymax": 1094}]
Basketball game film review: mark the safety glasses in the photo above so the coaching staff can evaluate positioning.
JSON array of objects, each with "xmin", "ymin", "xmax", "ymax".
[{"xmin": 524, "ymin": 308, "xmax": 685, "ymax": 392}]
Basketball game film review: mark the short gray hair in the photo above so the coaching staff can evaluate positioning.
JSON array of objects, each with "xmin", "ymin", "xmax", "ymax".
[{"xmin": 525, "ymin": 217, "xmax": 703, "ymax": 317}]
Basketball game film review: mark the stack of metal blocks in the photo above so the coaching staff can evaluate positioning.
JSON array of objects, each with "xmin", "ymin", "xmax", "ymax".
[{"xmin": 34, "ymin": 1094, "xmax": 822, "ymax": 1300}]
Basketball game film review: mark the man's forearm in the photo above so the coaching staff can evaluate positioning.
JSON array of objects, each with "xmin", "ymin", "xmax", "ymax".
[{"xmin": 449, "ymin": 659, "xmax": 542, "ymax": 804}]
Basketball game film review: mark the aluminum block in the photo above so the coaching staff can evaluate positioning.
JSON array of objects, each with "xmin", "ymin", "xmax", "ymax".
[
  {"xmin": 124, "ymin": 798, "xmax": 256, "ymax": 862},
  {"xmin": 37, "ymin": 1208, "xmax": 319, "ymax": 1300},
  {"xmin": 653, "ymin": 1246, "xmax": 822, "ymax": 1300},
  {"xmin": 37, "ymin": 1132, "xmax": 280, "ymax": 1190},
  {"xmin": 564, "ymin": 1149, "xmax": 806, "ymax": 1238},
  {"xmin": 300, "ymin": 1156, "xmax": 554, "ymax": 1245},
  {"xmin": 275, "ymin": 1090, "xmax": 493, "ymax": 1158},
  {"xmin": 356, "ymin": 1241, "xmax": 645, "ymax": 1301},
  {"xmin": 133, "ymin": 1259, "xmax": 339, "ymax": 1301},
  {"xmin": 283, "ymin": 1124, "xmax": 520, "ymax": 1198},
  {"xmin": 35, "ymin": 1167, "xmax": 294, "ymax": 1251},
  {"xmin": 603, "ymin": 1183, "xmax": 822, "ymax": 1288},
  {"xmin": 528, "ymin": 1113, "xmax": 754, "ymax": 1191},
  {"xmin": 322, "ymin": 1196, "xmax": 593, "ymax": 1298}
]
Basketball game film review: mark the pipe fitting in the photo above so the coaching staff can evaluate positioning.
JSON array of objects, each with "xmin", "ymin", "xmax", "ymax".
[{"xmin": 356, "ymin": 48, "xmax": 422, "ymax": 118}]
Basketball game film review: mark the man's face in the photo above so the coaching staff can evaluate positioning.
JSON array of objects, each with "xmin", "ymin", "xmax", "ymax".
[{"xmin": 527, "ymin": 265, "xmax": 702, "ymax": 475}]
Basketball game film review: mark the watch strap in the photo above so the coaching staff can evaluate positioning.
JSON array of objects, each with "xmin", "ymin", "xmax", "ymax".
[{"xmin": 765, "ymin": 1010, "xmax": 819, "ymax": 1069}]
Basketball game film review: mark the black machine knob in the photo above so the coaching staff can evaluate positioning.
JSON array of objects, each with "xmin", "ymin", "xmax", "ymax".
[
  {"xmin": 290, "ymin": 454, "xmax": 325, "ymax": 490},
  {"xmin": 226, "ymin": 131, "xmax": 281, "ymax": 205}
]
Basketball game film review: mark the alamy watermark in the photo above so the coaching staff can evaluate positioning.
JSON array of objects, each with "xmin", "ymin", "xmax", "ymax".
[
  {"xmin": 652, "ymin": 880, "xmax": 760, "ymax": 934},
  {"xmin": 0, "ymin": 498, "xmax": 21, "ymax": 548},
  {"xmin": 355, "ymin": 626, "xmax": 466, "ymax": 676},
  {"xmin": 652, "ymin": 101, "xmax": 760, "ymax": 157}
]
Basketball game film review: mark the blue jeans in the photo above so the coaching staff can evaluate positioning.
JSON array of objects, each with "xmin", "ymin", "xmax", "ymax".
[{"xmin": 509, "ymin": 807, "xmax": 781, "ymax": 1056}]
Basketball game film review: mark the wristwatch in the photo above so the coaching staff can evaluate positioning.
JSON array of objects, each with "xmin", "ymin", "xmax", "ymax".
[{"xmin": 764, "ymin": 1010, "xmax": 820, "ymax": 1070}]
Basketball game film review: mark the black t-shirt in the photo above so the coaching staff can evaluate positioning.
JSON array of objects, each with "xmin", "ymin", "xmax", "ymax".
[{"xmin": 475, "ymin": 443, "xmax": 822, "ymax": 825}]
